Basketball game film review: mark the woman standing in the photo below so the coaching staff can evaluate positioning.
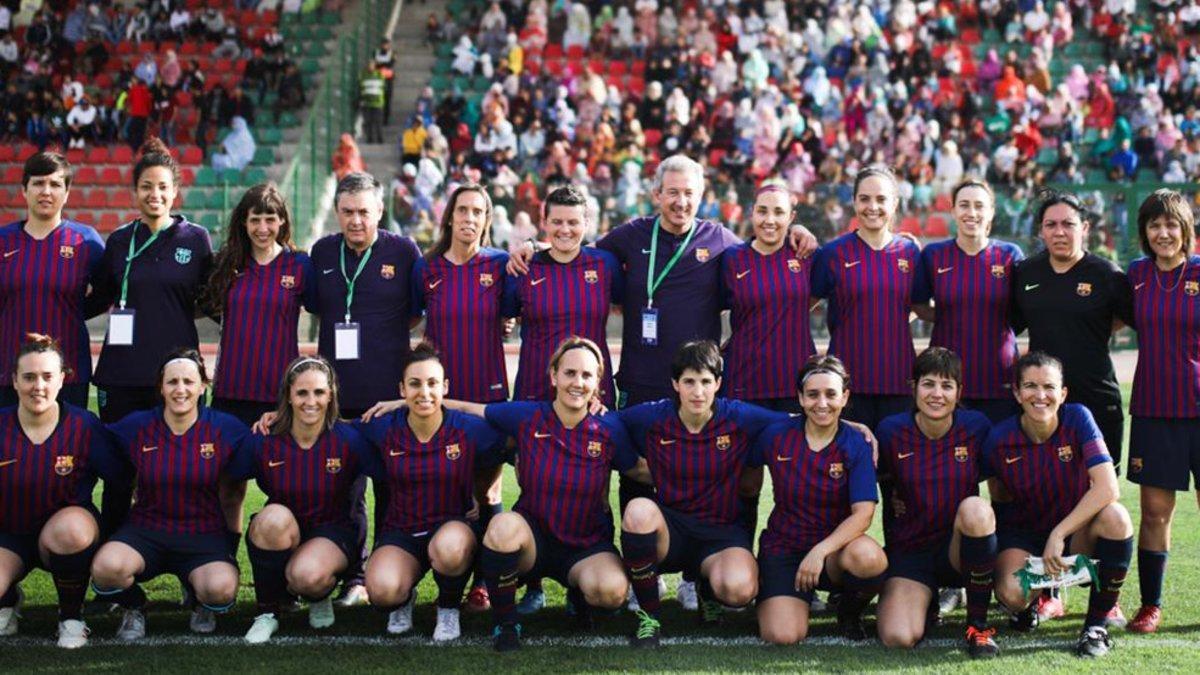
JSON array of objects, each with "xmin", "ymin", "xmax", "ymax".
[
  {"xmin": 233, "ymin": 356, "xmax": 375, "ymax": 644},
  {"xmin": 811, "ymin": 166, "xmax": 921, "ymax": 428},
  {"xmin": 720, "ymin": 183, "xmax": 815, "ymax": 412},
  {"xmin": 0, "ymin": 334, "xmax": 124, "ymax": 649},
  {"xmin": 356, "ymin": 344, "xmax": 507, "ymax": 641},
  {"xmin": 913, "ymin": 180, "xmax": 1024, "ymax": 422},
  {"xmin": 90, "ymin": 349, "xmax": 249, "ymax": 640},
  {"xmin": 89, "ymin": 138, "xmax": 214, "ymax": 423},
  {"xmin": 204, "ymin": 184, "xmax": 316, "ymax": 427},
  {"xmin": 986, "ymin": 352, "xmax": 1133, "ymax": 658},
  {"xmin": 1124, "ymin": 190, "xmax": 1200, "ymax": 633},
  {"xmin": 0, "ymin": 153, "xmax": 104, "ymax": 409}
]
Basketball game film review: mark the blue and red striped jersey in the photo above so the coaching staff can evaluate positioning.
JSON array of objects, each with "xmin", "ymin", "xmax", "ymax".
[
  {"xmin": 811, "ymin": 233, "xmax": 920, "ymax": 396},
  {"xmin": 485, "ymin": 402, "xmax": 637, "ymax": 548},
  {"xmin": 617, "ymin": 398, "xmax": 785, "ymax": 526},
  {"xmin": 108, "ymin": 407, "xmax": 250, "ymax": 535},
  {"xmin": 90, "ymin": 217, "xmax": 213, "ymax": 388},
  {"xmin": 507, "ymin": 248, "xmax": 623, "ymax": 407},
  {"xmin": 0, "ymin": 403, "xmax": 124, "ymax": 533},
  {"xmin": 913, "ymin": 240, "xmax": 1024, "ymax": 400},
  {"xmin": 214, "ymin": 250, "xmax": 317, "ymax": 402},
  {"xmin": 982, "ymin": 403, "xmax": 1110, "ymax": 533},
  {"xmin": 876, "ymin": 410, "xmax": 991, "ymax": 552},
  {"xmin": 228, "ymin": 422, "xmax": 373, "ymax": 531},
  {"xmin": 1128, "ymin": 256, "xmax": 1200, "ymax": 418},
  {"xmin": 0, "ymin": 220, "xmax": 104, "ymax": 386},
  {"xmin": 355, "ymin": 408, "xmax": 506, "ymax": 534},
  {"xmin": 748, "ymin": 419, "xmax": 877, "ymax": 555},
  {"xmin": 719, "ymin": 242, "xmax": 815, "ymax": 400},
  {"xmin": 309, "ymin": 231, "xmax": 422, "ymax": 412},
  {"xmin": 411, "ymin": 248, "xmax": 514, "ymax": 403}
]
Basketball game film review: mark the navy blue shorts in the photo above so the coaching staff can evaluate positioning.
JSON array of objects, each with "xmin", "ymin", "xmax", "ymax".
[
  {"xmin": 1128, "ymin": 416, "xmax": 1200, "ymax": 491},
  {"xmin": 963, "ymin": 397, "xmax": 1021, "ymax": 425},
  {"xmin": 660, "ymin": 506, "xmax": 751, "ymax": 576},
  {"xmin": 997, "ymin": 528, "xmax": 1073, "ymax": 557},
  {"xmin": 757, "ymin": 551, "xmax": 834, "ymax": 603},
  {"xmin": 110, "ymin": 526, "xmax": 235, "ymax": 581},
  {"xmin": 886, "ymin": 538, "xmax": 962, "ymax": 591},
  {"xmin": 526, "ymin": 521, "xmax": 618, "ymax": 587},
  {"xmin": 373, "ymin": 519, "xmax": 482, "ymax": 572},
  {"xmin": 843, "ymin": 394, "xmax": 911, "ymax": 430},
  {"xmin": 305, "ymin": 523, "xmax": 359, "ymax": 565},
  {"xmin": 0, "ymin": 531, "xmax": 40, "ymax": 578}
]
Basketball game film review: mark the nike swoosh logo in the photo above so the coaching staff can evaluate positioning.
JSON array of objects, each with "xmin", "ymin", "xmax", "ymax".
[
  {"xmin": 1134, "ymin": 282, "xmax": 1146, "ymax": 290},
  {"xmin": 937, "ymin": 267, "xmax": 953, "ymax": 274},
  {"xmin": 775, "ymin": 454, "xmax": 792, "ymax": 462},
  {"xmin": 429, "ymin": 279, "xmax": 443, "ymax": 289},
  {"xmin": 530, "ymin": 277, "xmax": 547, "ymax": 286},
  {"xmin": 533, "ymin": 432, "xmax": 552, "ymax": 439},
  {"xmin": 268, "ymin": 460, "xmax": 285, "ymax": 468},
  {"xmin": 0, "ymin": 458, "xmax": 16, "ymax": 467},
  {"xmin": 141, "ymin": 446, "xmax": 157, "ymax": 453},
  {"xmin": 897, "ymin": 452, "xmax": 915, "ymax": 460},
  {"xmin": 1024, "ymin": 284, "xmax": 1039, "ymax": 291},
  {"xmin": 641, "ymin": 249, "xmax": 652, "ymax": 254},
  {"xmin": 3, "ymin": 250, "xmax": 17, "ymax": 258},
  {"xmin": 736, "ymin": 270, "xmax": 751, "ymax": 280},
  {"xmin": 322, "ymin": 268, "xmax": 335, "ymax": 275},
  {"xmin": 389, "ymin": 449, "xmax": 406, "ymax": 457},
  {"xmin": 659, "ymin": 439, "xmax": 677, "ymax": 445},
  {"xmin": 843, "ymin": 260, "xmax": 861, "ymax": 268},
  {"xmin": 1005, "ymin": 456, "xmax": 1022, "ymax": 464}
]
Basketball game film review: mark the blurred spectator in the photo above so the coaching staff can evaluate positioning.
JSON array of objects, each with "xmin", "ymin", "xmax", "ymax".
[
  {"xmin": 212, "ymin": 116, "xmax": 256, "ymax": 171},
  {"xmin": 1109, "ymin": 138, "xmax": 1139, "ymax": 181},
  {"xmin": 333, "ymin": 133, "xmax": 366, "ymax": 179}
]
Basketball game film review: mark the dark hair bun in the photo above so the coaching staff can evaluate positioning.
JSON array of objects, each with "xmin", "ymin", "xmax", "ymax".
[{"xmin": 139, "ymin": 136, "xmax": 171, "ymax": 158}]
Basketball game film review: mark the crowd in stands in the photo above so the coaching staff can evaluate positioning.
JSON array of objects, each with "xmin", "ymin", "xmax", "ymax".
[
  {"xmin": 392, "ymin": 0, "xmax": 1200, "ymax": 256},
  {"xmin": 0, "ymin": 1, "xmax": 308, "ymax": 157}
]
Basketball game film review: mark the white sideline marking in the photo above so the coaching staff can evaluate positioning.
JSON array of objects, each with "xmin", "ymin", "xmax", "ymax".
[{"xmin": 3, "ymin": 634, "xmax": 1200, "ymax": 649}]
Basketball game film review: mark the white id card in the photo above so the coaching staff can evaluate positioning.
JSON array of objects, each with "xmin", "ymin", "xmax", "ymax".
[
  {"xmin": 108, "ymin": 309, "xmax": 135, "ymax": 346},
  {"xmin": 334, "ymin": 322, "xmax": 361, "ymax": 360},
  {"xmin": 641, "ymin": 308, "xmax": 659, "ymax": 346}
]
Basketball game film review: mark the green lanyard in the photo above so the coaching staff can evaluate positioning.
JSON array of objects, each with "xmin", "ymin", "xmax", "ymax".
[
  {"xmin": 339, "ymin": 240, "xmax": 374, "ymax": 322},
  {"xmin": 120, "ymin": 222, "xmax": 163, "ymax": 309},
  {"xmin": 646, "ymin": 216, "xmax": 698, "ymax": 308}
]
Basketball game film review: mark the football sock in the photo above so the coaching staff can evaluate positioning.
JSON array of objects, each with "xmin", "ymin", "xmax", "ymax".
[
  {"xmin": 621, "ymin": 530, "xmax": 661, "ymax": 616},
  {"xmin": 1137, "ymin": 548, "xmax": 1167, "ymax": 608},
  {"xmin": 1086, "ymin": 536, "xmax": 1133, "ymax": 628},
  {"xmin": 960, "ymin": 533, "xmax": 997, "ymax": 628},
  {"xmin": 49, "ymin": 542, "xmax": 99, "ymax": 621},
  {"xmin": 481, "ymin": 546, "xmax": 521, "ymax": 627}
]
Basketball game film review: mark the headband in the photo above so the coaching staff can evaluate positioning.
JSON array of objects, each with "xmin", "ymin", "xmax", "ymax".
[
  {"xmin": 163, "ymin": 357, "xmax": 201, "ymax": 369},
  {"xmin": 288, "ymin": 357, "xmax": 327, "ymax": 374}
]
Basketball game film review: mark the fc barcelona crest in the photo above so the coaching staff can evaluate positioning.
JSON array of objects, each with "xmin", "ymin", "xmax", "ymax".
[
  {"xmin": 1057, "ymin": 445, "xmax": 1073, "ymax": 462},
  {"xmin": 445, "ymin": 443, "xmax": 462, "ymax": 460},
  {"xmin": 991, "ymin": 264, "xmax": 1005, "ymax": 279},
  {"xmin": 584, "ymin": 269, "xmax": 599, "ymax": 284},
  {"xmin": 1186, "ymin": 281, "xmax": 1199, "ymax": 297},
  {"xmin": 695, "ymin": 247, "xmax": 710, "ymax": 262},
  {"xmin": 59, "ymin": 245, "xmax": 75, "ymax": 259},
  {"xmin": 829, "ymin": 462, "xmax": 845, "ymax": 479},
  {"xmin": 326, "ymin": 458, "xmax": 343, "ymax": 473},
  {"xmin": 200, "ymin": 443, "xmax": 216, "ymax": 459},
  {"xmin": 1076, "ymin": 283, "xmax": 1092, "ymax": 297},
  {"xmin": 479, "ymin": 273, "xmax": 494, "ymax": 287},
  {"xmin": 715, "ymin": 434, "xmax": 731, "ymax": 451},
  {"xmin": 954, "ymin": 446, "xmax": 969, "ymax": 463},
  {"xmin": 380, "ymin": 264, "xmax": 396, "ymax": 279},
  {"xmin": 54, "ymin": 455, "xmax": 74, "ymax": 476},
  {"xmin": 280, "ymin": 274, "xmax": 296, "ymax": 289},
  {"xmin": 587, "ymin": 441, "xmax": 603, "ymax": 458},
  {"xmin": 787, "ymin": 258, "xmax": 802, "ymax": 272},
  {"xmin": 1130, "ymin": 457, "xmax": 1143, "ymax": 473},
  {"xmin": 175, "ymin": 247, "xmax": 192, "ymax": 264},
  {"xmin": 898, "ymin": 259, "xmax": 911, "ymax": 273}
]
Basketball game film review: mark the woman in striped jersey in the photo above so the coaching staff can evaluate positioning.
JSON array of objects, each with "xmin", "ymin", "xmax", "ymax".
[
  {"xmin": 1124, "ymin": 190, "xmax": 1200, "ymax": 633},
  {"xmin": 410, "ymin": 182, "xmax": 514, "ymax": 612},
  {"xmin": 203, "ymin": 184, "xmax": 316, "ymax": 427},
  {"xmin": 232, "ymin": 356, "xmax": 375, "ymax": 644},
  {"xmin": 0, "ymin": 334, "xmax": 124, "ymax": 649}
]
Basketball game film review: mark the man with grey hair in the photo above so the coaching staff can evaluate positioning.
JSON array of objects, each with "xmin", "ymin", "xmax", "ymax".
[{"xmin": 308, "ymin": 171, "xmax": 421, "ymax": 605}]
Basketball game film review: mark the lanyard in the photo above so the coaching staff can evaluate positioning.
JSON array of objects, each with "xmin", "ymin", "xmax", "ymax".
[
  {"xmin": 120, "ymin": 222, "xmax": 163, "ymax": 309},
  {"xmin": 339, "ymin": 240, "xmax": 374, "ymax": 322},
  {"xmin": 646, "ymin": 216, "xmax": 698, "ymax": 308}
]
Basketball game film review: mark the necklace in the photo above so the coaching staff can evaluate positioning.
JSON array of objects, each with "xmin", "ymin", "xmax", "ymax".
[{"xmin": 1154, "ymin": 258, "xmax": 1187, "ymax": 292}]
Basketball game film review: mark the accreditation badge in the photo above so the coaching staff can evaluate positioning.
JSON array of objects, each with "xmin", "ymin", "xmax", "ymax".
[
  {"xmin": 641, "ymin": 308, "xmax": 659, "ymax": 346},
  {"xmin": 107, "ymin": 308, "xmax": 135, "ymax": 346},
  {"xmin": 334, "ymin": 322, "xmax": 361, "ymax": 360}
]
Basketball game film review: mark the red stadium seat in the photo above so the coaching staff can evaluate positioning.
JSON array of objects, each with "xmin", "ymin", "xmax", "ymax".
[
  {"xmin": 86, "ymin": 147, "xmax": 109, "ymax": 164},
  {"xmin": 566, "ymin": 45, "xmax": 585, "ymax": 60},
  {"xmin": 898, "ymin": 216, "xmax": 922, "ymax": 235},
  {"xmin": 116, "ymin": 41, "xmax": 134, "ymax": 55},
  {"xmin": 74, "ymin": 167, "xmax": 98, "ymax": 185},
  {"xmin": 214, "ymin": 58, "xmax": 233, "ymax": 74},
  {"xmin": 111, "ymin": 146, "xmax": 133, "ymax": 163},
  {"xmin": 934, "ymin": 193, "xmax": 952, "ymax": 212},
  {"xmin": 84, "ymin": 189, "xmax": 107, "ymax": 209},
  {"xmin": 588, "ymin": 58, "xmax": 606, "ymax": 74},
  {"xmin": 181, "ymin": 146, "xmax": 203, "ymax": 165},
  {"xmin": 180, "ymin": 167, "xmax": 196, "ymax": 185},
  {"xmin": 97, "ymin": 167, "xmax": 122, "ymax": 185},
  {"xmin": 98, "ymin": 212, "xmax": 122, "ymax": 233},
  {"xmin": 109, "ymin": 190, "xmax": 133, "ymax": 210},
  {"xmin": 524, "ymin": 60, "xmax": 541, "ymax": 77},
  {"xmin": 543, "ymin": 44, "xmax": 563, "ymax": 59},
  {"xmin": 65, "ymin": 149, "xmax": 84, "ymax": 165},
  {"xmin": 2, "ymin": 167, "xmax": 22, "ymax": 184},
  {"xmin": 16, "ymin": 144, "xmax": 37, "ymax": 161},
  {"xmin": 609, "ymin": 61, "xmax": 627, "ymax": 77},
  {"xmin": 1, "ymin": 189, "xmax": 20, "ymax": 208},
  {"xmin": 544, "ymin": 60, "xmax": 564, "ymax": 77},
  {"xmin": 925, "ymin": 214, "xmax": 950, "ymax": 237},
  {"xmin": 0, "ymin": 212, "xmax": 19, "ymax": 225},
  {"xmin": 644, "ymin": 128, "xmax": 663, "ymax": 148},
  {"xmin": 631, "ymin": 60, "xmax": 646, "ymax": 77},
  {"xmin": 0, "ymin": 146, "xmax": 13, "ymax": 162}
]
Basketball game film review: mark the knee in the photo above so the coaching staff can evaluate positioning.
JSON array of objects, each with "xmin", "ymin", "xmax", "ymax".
[
  {"xmin": 844, "ymin": 539, "xmax": 888, "ymax": 577},
  {"xmin": 90, "ymin": 547, "xmax": 129, "ymax": 583},
  {"xmin": 1139, "ymin": 498, "xmax": 1175, "ymax": 529},
  {"xmin": 43, "ymin": 522, "xmax": 97, "ymax": 555},
  {"xmin": 620, "ymin": 498, "xmax": 660, "ymax": 533},
  {"xmin": 994, "ymin": 582, "xmax": 1026, "ymax": 612},
  {"xmin": 197, "ymin": 576, "xmax": 239, "ymax": 606},
  {"xmin": 366, "ymin": 580, "xmax": 411, "ymax": 608},
  {"xmin": 430, "ymin": 534, "xmax": 472, "ymax": 570},
  {"xmin": 879, "ymin": 625, "xmax": 922, "ymax": 649},
  {"xmin": 760, "ymin": 622, "xmax": 806, "ymax": 645},
  {"xmin": 957, "ymin": 497, "xmax": 996, "ymax": 536},
  {"xmin": 287, "ymin": 562, "xmax": 333, "ymax": 595},
  {"xmin": 482, "ymin": 513, "xmax": 525, "ymax": 549},
  {"xmin": 249, "ymin": 506, "xmax": 297, "ymax": 547},
  {"xmin": 584, "ymin": 574, "xmax": 628, "ymax": 610},
  {"xmin": 712, "ymin": 569, "xmax": 757, "ymax": 607},
  {"xmin": 1097, "ymin": 503, "xmax": 1134, "ymax": 538}
]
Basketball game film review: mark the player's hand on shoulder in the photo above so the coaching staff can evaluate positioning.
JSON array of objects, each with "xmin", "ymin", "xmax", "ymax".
[
  {"xmin": 252, "ymin": 412, "xmax": 278, "ymax": 435},
  {"xmin": 361, "ymin": 398, "xmax": 406, "ymax": 421},
  {"xmin": 506, "ymin": 240, "xmax": 535, "ymax": 276},
  {"xmin": 788, "ymin": 224, "xmax": 818, "ymax": 258}
]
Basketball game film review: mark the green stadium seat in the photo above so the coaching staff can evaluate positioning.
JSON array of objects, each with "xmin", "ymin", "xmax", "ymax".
[
  {"xmin": 199, "ymin": 212, "xmax": 222, "ymax": 232},
  {"xmin": 245, "ymin": 168, "xmax": 268, "ymax": 185},
  {"xmin": 257, "ymin": 127, "xmax": 283, "ymax": 145},
  {"xmin": 473, "ymin": 75, "xmax": 491, "ymax": 91},
  {"xmin": 1036, "ymin": 148, "xmax": 1058, "ymax": 166},
  {"xmin": 452, "ymin": 76, "xmax": 471, "ymax": 92},
  {"xmin": 220, "ymin": 169, "xmax": 242, "ymax": 184},
  {"xmin": 253, "ymin": 148, "xmax": 276, "ymax": 166},
  {"xmin": 435, "ymin": 43, "xmax": 454, "ymax": 59},
  {"xmin": 320, "ymin": 10, "xmax": 339, "ymax": 25},
  {"xmin": 433, "ymin": 60, "xmax": 452, "ymax": 76},
  {"xmin": 300, "ymin": 58, "xmax": 320, "ymax": 74},
  {"xmin": 208, "ymin": 190, "xmax": 229, "ymax": 210},
  {"xmin": 279, "ymin": 111, "xmax": 301, "ymax": 128},
  {"xmin": 306, "ymin": 41, "xmax": 326, "ymax": 58},
  {"xmin": 430, "ymin": 74, "xmax": 450, "ymax": 92},
  {"xmin": 193, "ymin": 166, "xmax": 218, "ymax": 187},
  {"xmin": 183, "ymin": 191, "xmax": 207, "ymax": 210}
]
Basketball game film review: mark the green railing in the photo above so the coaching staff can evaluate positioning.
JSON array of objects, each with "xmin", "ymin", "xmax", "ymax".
[{"xmin": 280, "ymin": 0, "xmax": 396, "ymax": 244}]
